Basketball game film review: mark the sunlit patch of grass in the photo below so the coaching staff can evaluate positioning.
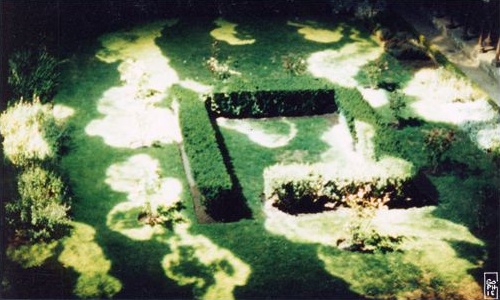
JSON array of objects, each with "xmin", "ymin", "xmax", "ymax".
[
  {"xmin": 88, "ymin": 20, "xmax": 183, "ymax": 149},
  {"xmin": 6, "ymin": 242, "xmax": 58, "ymax": 268},
  {"xmin": 307, "ymin": 42, "xmax": 383, "ymax": 87},
  {"xmin": 217, "ymin": 117, "xmax": 298, "ymax": 148},
  {"xmin": 58, "ymin": 222, "xmax": 122, "ymax": 298},
  {"xmin": 264, "ymin": 202, "xmax": 350, "ymax": 246},
  {"xmin": 404, "ymin": 68, "xmax": 496, "ymax": 124},
  {"xmin": 318, "ymin": 207, "xmax": 484, "ymax": 299},
  {"xmin": 52, "ymin": 104, "xmax": 75, "ymax": 123},
  {"xmin": 210, "ymin": 18, "xmax": 255, "ymax": 45},
  {"xmin": 219, "ymin": 115, "xmax": 331, "ymax": 214},
  {"xmin": 162, "ymin": 223, "xmax": 251, "ymax": 300},
  {"xmin": 104, "ymin": 154, "xmax": 183, "ymax": 240},
  {"xmin": 106, "ymin": 202, "xmax": 166, "ymax": 241},
  {"xmin": 287, "ymin": 20, "xmax": 343, "ymax": 43}
]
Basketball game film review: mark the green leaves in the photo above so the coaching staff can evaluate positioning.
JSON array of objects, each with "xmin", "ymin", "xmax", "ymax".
[
  {"xmin": 6, "ymin": 166, "xmax": 71, "ymax": 241},
  {"xmin": 8, "ymin": 48, "xmax": 60, "ymax": 102}
]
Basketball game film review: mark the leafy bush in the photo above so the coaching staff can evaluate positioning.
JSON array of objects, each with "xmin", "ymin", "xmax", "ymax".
[
  {"xmin": 208, "ymin": 89, "xmax": 336, "ymax": 118},
  {"xmin": 282, "ymin": 53, "xmax": 307, "ymax": 75},
  {"xmin": 424, "ymin": 128, "xmax": 456, "ymax": 173},
  {"xmin": 264, "ymin": 162, "xmax": 415, "ymax": 214},
  {"xmin": 339, "ymin": 184, "xmax": 403, "ymax": 253},
  {"xmin": 206, "ymin": 56, "xmax": 234, "ymax": 80},
  {"xmin": 0, "ymin": 99, "xmax": 66, "ymax": 166},
  {"xmin": 175, "ymin": 86, "xmax": 236, "ymax": 220},
  {"xmin": 8, "ymin": 48, "xmax": 60, "ymax": 101},
  {"xmin": 5, "ymin": 166, "xmax": 71, "ymax": 242},
  {"xmin": 389, "ymin": 91, "xmax": 407, "ymax": 125}
]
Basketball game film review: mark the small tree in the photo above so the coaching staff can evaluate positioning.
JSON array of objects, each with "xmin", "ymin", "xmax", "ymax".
[
  {"xmin": 338, "ymin": 184, "xmax": 403, "ymax": 253},
  {"xmin": 389, "ymin": 91, "xmax": 407, "ymax": 126}
]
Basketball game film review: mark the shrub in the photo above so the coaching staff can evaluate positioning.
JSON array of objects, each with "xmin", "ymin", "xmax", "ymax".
[
  {"xmin": 5, "ymin": 165, "xmax": 71, "ymax": 242},
  {"xmin": 339, "ymin": 184, "xmax": 403, "ymax": 253},
  {"xmin": 208, "ymin": 89, "xmax": 336, "ymax": 118},
  {"xmin": 8, "ymin": 48, "xmax": 60, "ymax": 101},
  {"xmin": 264, "ymin": 162, "xmax": 415, "ymax": 214},
  {"xmin": 206, "ymin": 56, "xmax": 234, "ymax": 80},
  {"xmin": 424, "ymin": 128, "xmax": 456, "ymax": 173},
  {"xmin": 282, "ymin": 53, "xmax": 307, "ymax": 75},
  {"xmin": 0, "ymin": 99, "xmax": 66, "ymax": 166},
  {"xmin": 175, "ymin": 86, "xmax": 236, "ymax": 220},
  {"xmin": 389, "ymin": 90, "xmax": 407, "ymax": 125}
]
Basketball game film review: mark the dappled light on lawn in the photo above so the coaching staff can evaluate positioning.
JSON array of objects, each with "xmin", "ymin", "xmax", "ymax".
[
  {"xmin": 52, "ymin": 104, "xmax": 75, "ymax": 123},
  {"xmin": 476, "ymin": 124, "xmax": 500, "ymax": 151},
  {"xmin": 317, "ymin": 207, "xmax": 484, "ymax": 299},
  {"xmin": 358, "ymin": 87, "xmax": 389, "ymax": 108},
  {"xmin": 6, "ymin": 241, "xmax": 58, "ymax": 268},
  {"xmin": 307, "ymin": 40, "xmax": 382, "ymax": 87},
  {"xmin": 288, "ymin": 20, "xmax": 343, "ymax": 43},
  {"xmin": 264, "ymin": 201, "xmax": 351, "ymax": 246},
  {"xmin": 58, "ymin": 222, "xmax": 122, "ymax": 298},
  {"xmin": 162, "ymin": 222, "xmax": 251, "ymax": 300},
  {"xmin": 87, "ymin": 20, "xmax": 182, "ymax": 149},
  {"xmin": 210, "ymin": 18, "xmax": 255, "ymax": 45},
  {"xmin": 105, "ymin": 154, "xmax": 182, "ymax": 240},
  {"xmin": 404, "ymin": 68, "xmax": 496, "ymax": 124},
  {"xmin": 217, "ymin": 117, "xmax": 297, "ymax": 148}
]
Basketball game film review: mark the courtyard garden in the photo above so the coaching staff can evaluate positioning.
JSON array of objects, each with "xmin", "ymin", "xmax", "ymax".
[{"xmin": 1, "ymin": 3, "xmax": 499, "ymax": 299}]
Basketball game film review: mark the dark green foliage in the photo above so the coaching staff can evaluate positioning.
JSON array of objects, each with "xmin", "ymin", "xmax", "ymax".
[
  {"xmin": 175, "ymin": 86, "xmax": 235, "ymax": 219},
  {"xmin": 8, "ymin": 48, "xmax": 60, "ymax": 102},
  {"xmin": 389, "ymin": 91, "xmax": 407, "ymax": 123},
  {"xmin": 334, "ymin": 86, "xmax": 382, "ymax": 140},
  {"xmin": 208, "ymin": 89, "xmax": 336, "ymax": 118},
  {"xmin": 269, "ymin": 174, "xmax": 416, "ymax": 215},
  {"xmin": 272, "ymin": 177, "xmax": 332, "ymax": 214},
  {"xmin": 6, "ymin": 166, "xmax": 71, "ymax": 242}
]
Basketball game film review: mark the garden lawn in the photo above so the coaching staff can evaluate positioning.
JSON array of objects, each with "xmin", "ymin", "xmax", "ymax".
[{"xmin": 9, "ymin": 16, "xmax": 498, "ymax": 299}]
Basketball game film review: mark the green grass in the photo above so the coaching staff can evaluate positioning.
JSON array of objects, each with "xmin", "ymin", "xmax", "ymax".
[{"xmin": 4, "ymin": 15, "xmax": 498, "ymax": 300}]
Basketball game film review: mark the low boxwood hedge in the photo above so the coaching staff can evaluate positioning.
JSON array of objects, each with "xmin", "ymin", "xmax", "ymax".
[
  {"xmin": 208, "ymin": 89, "xmax": 336, "ymax": 118},
  {"xmin": 174, "ymin": 86, "xmax": 243, "ymax": 220}
]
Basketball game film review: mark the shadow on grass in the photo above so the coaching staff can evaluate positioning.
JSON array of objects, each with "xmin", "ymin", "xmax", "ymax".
[{"xmin": 192, "ymin": 221, "xmax": 367, "ymax": 300}]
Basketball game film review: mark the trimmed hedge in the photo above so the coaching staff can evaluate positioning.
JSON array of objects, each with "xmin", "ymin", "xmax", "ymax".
[
  {"xmin": 208, "ymin": 89, "xmax": 336, "ymax": 118},
  {"xmin": 174, "ymin": 86, "xmax": 237, "ymax": 220},
  {"xmin": 333, "ymin": 86, "xmax": 384, "ymax": 141},
  {"xmin": 263, "ymin": 161, "xmax": 418, "ymax": 214}
]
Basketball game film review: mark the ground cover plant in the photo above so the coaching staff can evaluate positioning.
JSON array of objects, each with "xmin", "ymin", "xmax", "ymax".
[{"xmin": 2, "ymin": 8, "xmax": 499, "ymax": 300}]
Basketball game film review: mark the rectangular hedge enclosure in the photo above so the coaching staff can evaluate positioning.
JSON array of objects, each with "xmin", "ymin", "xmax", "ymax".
[{"xmin": 176, "ymin": 81, "xmax": 430, "ymax": 220}]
